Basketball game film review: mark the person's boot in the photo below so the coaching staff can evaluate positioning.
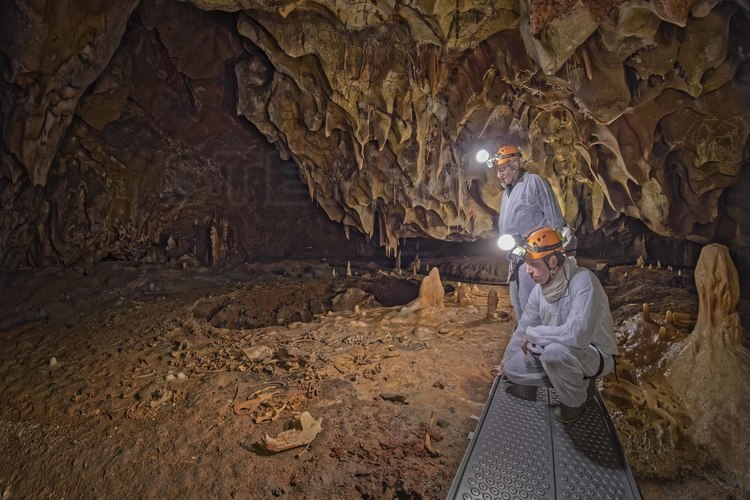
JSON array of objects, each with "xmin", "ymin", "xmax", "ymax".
[{"xmin": 554, "ymin": 402, "xmax": 586, "ymax": 424}]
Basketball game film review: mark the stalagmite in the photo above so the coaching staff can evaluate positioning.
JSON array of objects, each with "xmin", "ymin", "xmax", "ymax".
[
  {"xmin": 346, "ymin": 261, "xmax": 352, "ymax": 276},
  {"xmin": 457, "ymin": 284, "xmax": 469, "ymax": 306},
  {"xmin": 666, "ymin": 310, "xmax": 697, "ymax": 329},
  {"xmin": 1, "ymin": 0, "xmax": 749, "ymax": 495},
  {"xmin": 642, "ymin": 303, "xmax": 651, "ymax": 323},
  {"xmin": 667, "ymin": 244, "xmax": 750, "ymax": 491},
  {"xmin": 411, "ymin": 255, "xmax": 421, "ymax": 276},
  {"xmin": 417, "ymin": 267, "xmax": 445, "ymax": 309},
  {"xmin": 487, "ymin": 289, "xmax": 499, "ymax": 319}
]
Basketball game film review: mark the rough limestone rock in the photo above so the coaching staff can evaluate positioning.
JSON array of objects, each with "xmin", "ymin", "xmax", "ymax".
[
  {"xmin": 331, "ymin": 288, "xmax": 379, "ymax": 312},
  {"xmin": 0, "ymin": 0, "xmax": 368, "ymax": 269},
  {"xmin": 418, "ymin": 267, "xmax": 445, "ymax": 309},
  {"xmin": 487, "ymin": 289, "xmax": 499, "ymax": 319},
  {"xmin": 1, "ymin": 0, "xmax": 749, "ymax": 277},
  {"xmin": 224, "ymin": 0, "xmax": 750, "ymax": 259},
  {"xmin": 0, "ymin": 0, "xmax": 140, "ymax": 186},
  {"xmin": 457, "ymin": 284, "xmax": 469, "ymax": 306},
  {"xmin": 668, "ymin": 244, "xmax": 750, "ymax": 492}
]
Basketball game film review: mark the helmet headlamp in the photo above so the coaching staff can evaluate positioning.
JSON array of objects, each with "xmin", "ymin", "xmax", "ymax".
[
  {"xmin": 497, "ymin": 233, "xmax": 518, "ymax": 251},
  {"xmin": 477, "ymin": 148, "xmax": 522, "ymax": 169},
  {"xmin": 499, "ymin": 227, "xmax": 574, "ymax": 260}
]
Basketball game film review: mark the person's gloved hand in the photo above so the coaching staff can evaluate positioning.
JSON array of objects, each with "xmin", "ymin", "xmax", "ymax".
[
  {"xmin": 527, "ymin": 343, "xmax": 544, "ymax": 357},
  {"xmin": 522, "ymin": 338, "xmax": 543, "ymax": 357}
]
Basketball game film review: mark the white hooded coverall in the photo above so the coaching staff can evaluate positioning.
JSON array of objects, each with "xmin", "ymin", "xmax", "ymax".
[
  {"xmin": 501, "ymin": 257, "xmax": 618, "ymax": 407},
  {"xmin": 498, "ymin": 172, "xmax": 564, "ymax": 319}
]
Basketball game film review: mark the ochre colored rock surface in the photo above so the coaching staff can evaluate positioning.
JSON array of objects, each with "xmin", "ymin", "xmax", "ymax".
[
  {"xmin": 668, "ymin": 244, "xmax": 750, "ymax": 492},
  {"xmin": 417, "ymin": 267, "xmax": 445, "ymax": 309},
  {"xmin": 1, "ymin": 0, "xmax": 749, "ymax": 273}
]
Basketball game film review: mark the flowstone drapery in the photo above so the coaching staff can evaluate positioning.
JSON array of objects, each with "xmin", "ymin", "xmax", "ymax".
[
  {"xmin": 224, "ymin": 0, "xmax": 750, "ymax": 256},
  {"xmin": 1, "ymin": 0, "xmax": 749, "ymax": 270}
]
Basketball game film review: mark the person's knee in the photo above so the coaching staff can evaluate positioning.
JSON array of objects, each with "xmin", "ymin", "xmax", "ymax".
[{"xmin": 539, "ymin": 343, "xmax": 568, "ymax": 367}]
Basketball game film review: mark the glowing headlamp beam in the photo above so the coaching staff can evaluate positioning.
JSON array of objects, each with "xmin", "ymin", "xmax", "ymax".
[
  {"xmin": 497, "ymin": 233, "xmax": 517, "ymax": 251},
  {"xmin": 476, "ymin": 149, "xmax": 490, "ymax": 164}
]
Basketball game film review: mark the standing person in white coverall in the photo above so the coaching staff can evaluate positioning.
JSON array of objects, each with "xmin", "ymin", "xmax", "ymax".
[
  {"xmin": 490, "ymin": 145, "xmax": 565, "ymax": 320},
  {"xmin": 495, "ymin": 227, "xmax": 618, "ymax": 424}
]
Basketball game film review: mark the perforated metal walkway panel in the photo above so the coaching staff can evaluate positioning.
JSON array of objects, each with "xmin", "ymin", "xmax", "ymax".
[{"xmin": 448, "ymin": 379, "xmax": 641, "ymax": 500}]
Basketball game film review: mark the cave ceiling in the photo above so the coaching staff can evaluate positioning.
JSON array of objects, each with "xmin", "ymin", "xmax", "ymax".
[{"xmin": 1, "ymin": 0, "xmax": 749, "ymax": 268}]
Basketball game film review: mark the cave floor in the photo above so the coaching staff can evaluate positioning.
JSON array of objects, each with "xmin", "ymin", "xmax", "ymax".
[{"xmin": 0, "ymin": 260, "xmax": 745, "ymax": 498}]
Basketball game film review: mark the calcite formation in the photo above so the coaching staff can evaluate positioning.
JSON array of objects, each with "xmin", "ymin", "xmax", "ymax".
[
  {"xmin": 1, "ymin": 0, "xmax": 749, "ymax": 271},
  {"xmin": 668, "ymin": 243, "xmax": 750, "ymax": 491},
  {"xmin": 417, "ymin": 267, "xmax": 445, "ymax": 309},
  {"xmin": 226, "ymin": 0, "xmax": 750, "ymax": 254},
  {"xmin": 0, "ymin": 0, "xmax": 368, "ymax": 269}
]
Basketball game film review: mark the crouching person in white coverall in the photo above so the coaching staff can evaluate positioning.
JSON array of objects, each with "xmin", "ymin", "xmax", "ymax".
[{"xmin": 495, "ymin": 227, "xmax": 618, "ymax": 424}]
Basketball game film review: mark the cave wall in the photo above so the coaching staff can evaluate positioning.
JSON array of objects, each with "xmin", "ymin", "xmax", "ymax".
[
  {"xmin": 1, "ymin": 0, "xmax": 749, "ymax": 277},
  {"xmin": 222, "ymin": 1, "xmax": 750, "ymax": 253},
  {"xmin": 0, "ymin": 0, "xmax": 371, "ymax": 269}
]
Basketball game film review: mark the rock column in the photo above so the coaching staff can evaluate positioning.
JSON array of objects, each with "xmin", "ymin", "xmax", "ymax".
[{"xmin": 668, "ymin": 244, "xmax": 749, "ymax": 491}]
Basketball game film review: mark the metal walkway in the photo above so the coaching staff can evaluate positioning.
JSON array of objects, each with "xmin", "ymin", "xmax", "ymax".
[{"xmin": 447, "ymin": 379, "xmax": 642, "ymax": 500}]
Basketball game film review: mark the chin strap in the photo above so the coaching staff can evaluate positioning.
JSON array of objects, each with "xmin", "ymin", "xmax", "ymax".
[
  {"xmin": 503, "ymin": 169, "xmax": 525, "ymax": 193},
  {"xmin": 542, "ymin": 259, "xmax": 554, "ymax": 285}
]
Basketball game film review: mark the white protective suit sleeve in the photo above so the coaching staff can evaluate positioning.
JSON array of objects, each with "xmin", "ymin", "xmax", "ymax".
[
  {"xmin": 524, "ymin": 271, "xmax": 601, "ymax": 350},
  {"xmin": 498, "ymin": 173, "xmax": 565, "ymax": 236}
]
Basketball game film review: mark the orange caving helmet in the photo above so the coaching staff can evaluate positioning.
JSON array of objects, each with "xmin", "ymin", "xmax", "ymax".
[
  {"xmin": 523, "ymin": 227, "xmax": 563, "ymax": 260},
  {"xmin": 493, "ymin": 145, "xmax": 522, "ymax": 167}
]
